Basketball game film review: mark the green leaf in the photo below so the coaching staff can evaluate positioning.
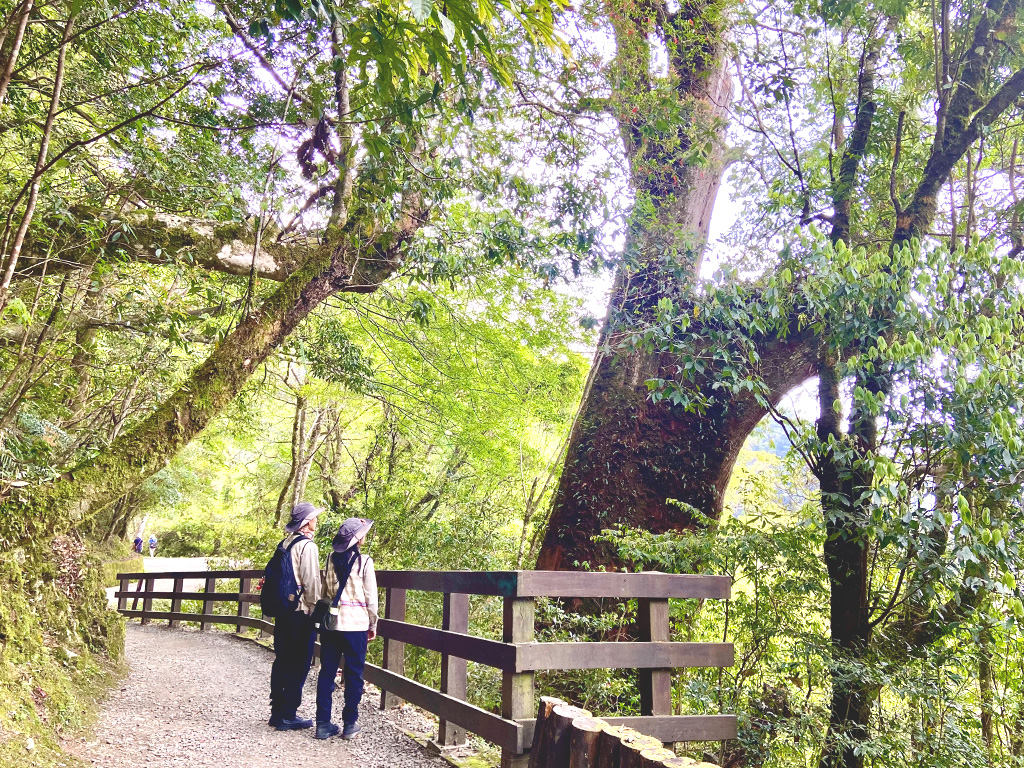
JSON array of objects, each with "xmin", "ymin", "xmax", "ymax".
[
  {"xmin": 410, "ymin": 0, "xmax": 433, "ymax": 23},
  {"xmin": 437, "ymin": 11, "xmax": 456, "ymax": 43}
]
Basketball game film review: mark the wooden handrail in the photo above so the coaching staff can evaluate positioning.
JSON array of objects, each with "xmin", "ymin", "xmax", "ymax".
[
  {"xmin": 116, "ymin": 568, "xmax": 735, "ymax": 768},
  {"xmin": 374, "ymin": 570, "xmax": 731, "ymax": 599}
]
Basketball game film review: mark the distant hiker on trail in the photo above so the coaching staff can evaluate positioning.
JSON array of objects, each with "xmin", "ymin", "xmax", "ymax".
[
  {"xmin": 133, "ymin": 536, "xmax": 143, "ymax": 555},
  {"xmin": 265, "ymin": 501, "xmax": 324, "ymax": 732},
  {"xmin": 312, "ymin": 517, "xmax": 378, "ymax": 740},
  {"xmin": 148, "ymin": 534, "xmax": 157, "ymax": 557}
]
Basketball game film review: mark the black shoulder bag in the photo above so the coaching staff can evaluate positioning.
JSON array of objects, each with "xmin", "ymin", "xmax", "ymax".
[{"xmin": 311, "ymin": 549, "xmax": 360, "ymax": 634}]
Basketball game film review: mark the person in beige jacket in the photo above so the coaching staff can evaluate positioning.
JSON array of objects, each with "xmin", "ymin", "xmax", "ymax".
[
  {"xmin": 314, "ymin": 517, "xmax": 378, "ymax": 740},
  {"xmin": 268, "ymin": 502, "xmax": 323, "ymax": 731}
]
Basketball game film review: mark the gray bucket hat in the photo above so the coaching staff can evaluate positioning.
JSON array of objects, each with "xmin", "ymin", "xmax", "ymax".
[
  {"xmin": 332, "ymin": 517, "xmax": 373, "ymax": 553},
  {"xmin": 284, "ymin": 501, "xmax": 325, "ymax": 533}
]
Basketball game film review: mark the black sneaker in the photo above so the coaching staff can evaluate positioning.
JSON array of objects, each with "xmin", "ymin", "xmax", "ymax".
[
  {"xmin": 275, "ymin": 717, "xmax": 314, "ymax": 731},
  {"xmin": 315, "ymin": 722, "xmax": 340, "ymax": 740},
  {"xmin": 341, "ymin": 722, "xmax": 361, "ymax": 740}
]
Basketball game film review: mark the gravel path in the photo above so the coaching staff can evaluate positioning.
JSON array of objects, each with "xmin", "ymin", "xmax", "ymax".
[{"xmin": 65, "ymin": 624, "xmax": 452, "ymax": 768}]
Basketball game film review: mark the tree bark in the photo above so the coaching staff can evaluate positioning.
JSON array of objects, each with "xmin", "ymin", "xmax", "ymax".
[
  {"xmin": 20, "ymin": 210, "xmax": 316, "ymax": 282},
  {"xmin": 0, "ymin": 0, "xmax": 33, "ymax": 107},
  {"xmin": 538, "ymin": 1, "xmax": 761, "ymax": 569}
]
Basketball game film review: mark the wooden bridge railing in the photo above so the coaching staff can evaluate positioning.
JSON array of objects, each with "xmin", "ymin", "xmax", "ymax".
[{"xmin": 115, "ymin": 569, "xmax": 736, "ymax": 768}]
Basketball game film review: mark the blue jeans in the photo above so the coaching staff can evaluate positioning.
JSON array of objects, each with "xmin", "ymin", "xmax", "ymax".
[
  {"xmin": 316, "ymin": 630, "xmax": 368, "ymax": 726},
  {"xmin": 270, "ymin": 611, "xmax": 316, "ymax": 719}
]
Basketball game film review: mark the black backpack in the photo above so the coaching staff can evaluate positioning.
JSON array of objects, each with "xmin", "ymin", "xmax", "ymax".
[{"xmin": 260, "ymin": 536, "xmax": 306, "ymax": 618}]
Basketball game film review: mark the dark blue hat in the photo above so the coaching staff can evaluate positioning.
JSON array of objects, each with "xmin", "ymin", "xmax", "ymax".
[{"xmin": 284, "ymin": 501, "xmax": 325, "ymax": 533}]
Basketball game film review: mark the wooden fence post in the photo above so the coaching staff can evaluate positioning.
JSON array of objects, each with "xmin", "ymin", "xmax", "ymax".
[
  {"xmin": 238, "ymin": 576, "xmax": 251, "ymax": 634},
  {"xmin": 380, "ymin": 586, "xmax": 407, "ymax": 709},
  {"xmin": 140, "ymin": 576, "xmax": 154, "ymax": 626},
  {"xmin": 131, "ymin": 577, "xmax": 144, "ymax": 611},
  {"xmin": 169, "ymin": 577, "xmax": 184, "ymax": 628},
  {"xmin": 638, "ymin": 598, "xmax": 672, "ymax": 736},
  {"xmin": 438, "ymin": 592, "xmax": 469, "ymax": 746},
  {"xmin": 117, "ymin": 577, "xmax": 128, "ymax": 612},
  {"xmin": 502, "ymin": 596, "xmax": 535, "ymax": 768},
  {"xmin": 200, "ymin": 576, "xmax": 216, "ymax": 631}
]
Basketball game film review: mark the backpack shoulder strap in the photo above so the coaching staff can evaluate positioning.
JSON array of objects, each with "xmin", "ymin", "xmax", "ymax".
[
  {"xmin": 330, "ymin": 550, "xmax": 359, "ymax": 608},
  {"xmin": 283, "ymin": 535, "xmax": 305, "ymax": 552}
]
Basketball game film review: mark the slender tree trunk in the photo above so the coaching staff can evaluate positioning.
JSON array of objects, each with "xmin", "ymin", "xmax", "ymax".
[
  {"xmin": 70, "ymin": 269, "xmax": 108, "ymax": 420},
  {"xmin": 0, "ymin": 12, "xmax": 77, "ymax": 315},
  {"xmin": 979, "ymin": 618, "xmax": 994, "ymax": 759},
  {"xmin": 816, "ymin": 358, "xmax": 874, "ymax": 768},
  {"xmin": 291, "ymin": 406, "xmax": 325, "ymax": 507},
  {"xmin": 0, "ymin": 0, "xmax": 33, "ymax": 107},
  {"xmin": 276, "ymin": 392, "xmax": 306, "ymax": 524}
]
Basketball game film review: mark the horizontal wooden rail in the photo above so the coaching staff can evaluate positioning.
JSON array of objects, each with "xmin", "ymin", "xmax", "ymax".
[
  {"xmin": 376, "ymin": 619, "xmax": 517, "ymax": 670},
  {"xmin": 365, "ymin": 664, "xmax": 525, "ymax": 752},
  {"xmin": 120, "ymin": 610, "xmax": 272, "ymax": 633},
  {"xmin": 117, "ymin": 567, "xmax": 735, "ymax": 768},
  {"xmin": 516, "ymin": 641, "xmax": 734, "ymax": 672},
  {"xmin": 116, "ymin": 569, "xmax": 262, "ymax": 580},
  {"xmin": 113, "ymin": 590, "xmax": 260, "ymax": 603},
  {"xmin": 375, "ymin": 570, "xmax": 730, "ymax": 599}
]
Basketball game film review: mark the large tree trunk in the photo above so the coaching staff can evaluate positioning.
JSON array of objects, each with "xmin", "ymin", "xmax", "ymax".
[
  {"xmin": 538, "ymin": 2, "xmax": 818, "ymax": 569},
  {"xmin": 538, "ymin": 322, "xmax": 816, "ymax": 569}
]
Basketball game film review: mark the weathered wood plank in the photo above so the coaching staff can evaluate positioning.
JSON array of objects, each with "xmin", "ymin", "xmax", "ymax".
[
  {"xmin": 113, "ymin": 591, "xmax": 246, "ymax": 601},
  {"xmin": 237, "ymin": 577, "xmax": 251, "ymax": 634},
  {"xmin": 380, "ymin": 587, "xmax": 406, "ymax": 710},
  {"xmin": 141, "ymin": 577, "xmax": 154, "ymax": 626},
  {"xmin": 439, "ymin": 593, "xmax": 470, "ymax": 746},
  {"xmin": 638, "ymin": 599, "xmax": 672, "ymax": 720},
  {"xmin": 116, "ymin": 569, "xmax": 263, "ymax": 580},
  {"xmin": 200, "ymin": 577, "xmax": 217, "ymax": 631},
  {"xmin": 120, "ymin": 610, "xmax": 272, "ymax": 633},
  {"xmin": 515, "ymin": 642, "xmax": 733, "ymax": 672},
  {"xmin": 519, "ymin": 716, "xmax": 737, "ymax": 745},
  {"xmin": 502, "ymin": 596, "xmax": 535, "ymax": 768},
  {"xmin": 117, "ymin": 577, "xmax": 129, "ymax": 612},
  {"xmin": 516, "ymin": 572, "xmax": 731, "ymax": 600},
  {"xmin": 364, "ymin": 664, "xmax": 522, "ymax": 751},
  {"xmin": 377, "ymin": 619, "xmax": 516, "ymax": 670},
  {"xmin": 376, "ymin": 571, "xmax": 522, "ymax": 596},
  {"xmin": 169, "ymin": 577, "xmax": 185, "ymax": 629}
]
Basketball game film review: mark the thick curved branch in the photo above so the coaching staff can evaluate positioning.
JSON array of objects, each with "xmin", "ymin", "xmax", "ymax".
[
  {"xmin": 6, "ymin": 196, "xmax": 428, "ymax": 530},
  {"xmin": 895, "ymin": 0, "xmax": 1024, "ymax": 245},
  {"xmin": 20, "ymin": 211, "xmax": 318, "ymax": 282}
]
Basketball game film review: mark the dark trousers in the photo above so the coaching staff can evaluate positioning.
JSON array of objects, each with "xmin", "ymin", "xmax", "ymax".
[
  {"xmin": 270, "ymin": 611, "xmax": 315, "ymax": 719},
  {"xmin": 316, "ymin": 630, "xmax": 368, "ymax": 726}
]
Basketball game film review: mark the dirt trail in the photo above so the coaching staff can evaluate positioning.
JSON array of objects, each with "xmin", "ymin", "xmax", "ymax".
[{"xmin": 64, "ymin": 624, "xmax": 450, "ymax": 768}]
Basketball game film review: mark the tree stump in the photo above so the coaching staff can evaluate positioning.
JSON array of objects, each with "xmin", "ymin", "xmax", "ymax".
[
  {"xmin": 569, "ymin": 716, "xmax": 605, "ymax": 768},
  {"xmin": 541, "ymin": 704, "xmax": 591, "ymax": 768},
  {"xmin": 639, "ymin": 747, "xmax": 676, "ymax": 767},
  {"xmin": 595, "ymin": 725, "xmax": 628, "ymax": 768},
  {"xmin": 619, "ymin": 734, "xmax": 662, "ymax": 768},
  {"xmin": 662, "ymin": 759, "xmax": 699, "ymax": 767},
  {"xmin": 529, "ymin": 697, "xmax": 567, "ymax": 768}
]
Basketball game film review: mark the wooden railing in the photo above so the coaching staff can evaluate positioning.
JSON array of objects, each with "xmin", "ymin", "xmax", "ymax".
[{"xmin": 115, "ymin": 569, "xmax": 736, "ymax": 768}]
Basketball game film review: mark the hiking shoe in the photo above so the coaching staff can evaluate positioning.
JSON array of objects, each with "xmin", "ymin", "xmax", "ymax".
[
  {"xmin": 275, "ymin": 716, "xmax": 313, "ymax": 731},
  {"xmin": 315, "ymin": 722, "xmax": 340, "ymax": 740},
  {"xmin": 341, "ymin": 722, "xmax": 361, "ymax": 740}
]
